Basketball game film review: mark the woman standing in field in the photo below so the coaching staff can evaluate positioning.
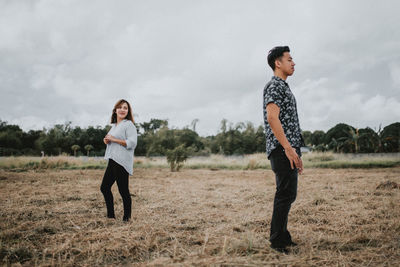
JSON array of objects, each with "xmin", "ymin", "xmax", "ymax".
[{"xmin": 101, "ymin": 99, "xmax": 137, "ymax": 222}]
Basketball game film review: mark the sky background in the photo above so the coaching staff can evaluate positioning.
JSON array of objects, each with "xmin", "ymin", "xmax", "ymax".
[{"xmin": 1, "ymin": 0, "xmax": 399, "ymax": 136}]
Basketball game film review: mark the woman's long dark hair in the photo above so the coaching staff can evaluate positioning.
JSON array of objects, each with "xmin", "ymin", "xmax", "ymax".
[{"xmin": 110, "ymin": 99, "xmax": 134, "ymax": 123}]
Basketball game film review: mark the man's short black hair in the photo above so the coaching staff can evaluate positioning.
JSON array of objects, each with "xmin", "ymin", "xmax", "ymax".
[{"xmin": 267, "ymin": 46, "xmax": 290, "ymax": 70}]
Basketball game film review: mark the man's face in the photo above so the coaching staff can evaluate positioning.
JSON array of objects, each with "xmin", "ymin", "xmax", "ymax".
[{"xmin": 276, "ymin": 52, "xmax": 295, "ymax": 76}]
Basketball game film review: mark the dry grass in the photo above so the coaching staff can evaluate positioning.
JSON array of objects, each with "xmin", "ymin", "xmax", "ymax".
[
  {"xmin": 2, "ymin": 152, "xmax": 399, "ymax": 172},
  {"xmin": 0, "ymin": 167, "xmax": 399, "ymax": 266},
  {"xmin": 0, "ymin": 156, "xmax": 106, "ymax": 171},
  {"xmin": 136, "ymin": 152, "xmax": 400, "ymax": 170}
]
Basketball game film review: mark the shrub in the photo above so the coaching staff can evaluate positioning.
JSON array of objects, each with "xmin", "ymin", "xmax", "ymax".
[
  {"xmin": 308, "ymin": 154, "xmax": 335, "ymax": 162},
  {"xmin": 166, "ymin": 145, "xmax": 188, "ymax": 171}
]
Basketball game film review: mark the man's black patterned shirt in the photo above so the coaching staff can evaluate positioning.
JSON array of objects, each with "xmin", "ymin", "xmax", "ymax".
[{"xmin": 263, "ymin": 76, "xmax": 304, "ymax": 157}]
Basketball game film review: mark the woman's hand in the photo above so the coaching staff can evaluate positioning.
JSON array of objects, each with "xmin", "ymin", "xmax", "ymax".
[
  {"xmin": 104, "ymin": 134, "xmax": 114, "ymax": 144},
  {"xmin": 104, "ymin": 134, "xmax": 127, "ymax": 147}
]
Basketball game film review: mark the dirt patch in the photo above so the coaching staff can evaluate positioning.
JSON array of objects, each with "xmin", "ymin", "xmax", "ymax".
[
  {"xmin": 0, "ymin": 167, "xmax": 399, "ymax": 266},
  {"xmin": 376, "ymin": 180, "xmax": 400, "ymax": 189}
]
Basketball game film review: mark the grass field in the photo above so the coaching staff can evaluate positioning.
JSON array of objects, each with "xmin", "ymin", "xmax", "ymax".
[
  {"xmin": 0, "ymin": 166, "xmax": 399, "ymax": 266},
  {"xmin": 1, "ymin": 152, "xmax": 400, "ymax": 171}
]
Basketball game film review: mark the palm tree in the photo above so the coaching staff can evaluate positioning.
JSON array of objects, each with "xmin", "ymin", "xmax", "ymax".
[
  {"xmin": 71, "ymin": 145, "xmax": 80, "ymax": 157},
  {"xmin": 358, "ymin": 127, "xmax": 380, "ymax": 153},
  {"xmin": 191, "ymin": 119, "xmax": 199, "ymax": 132},
  {"xmin": 328, "ymin": 138, "xmax": 341, "ymax": 153},
  {"xmin": 338, "ymin": 128, "xmax": 368, "ymax": 153},
  {"xmin": 84, "ymin": 145, "xmax": 94, "ymax": 157}
]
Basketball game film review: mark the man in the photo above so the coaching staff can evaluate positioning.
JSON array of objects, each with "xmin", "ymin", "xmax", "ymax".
[{"xmin": 263, "ymin": 46, "xmax": 304, "ymax": 253}]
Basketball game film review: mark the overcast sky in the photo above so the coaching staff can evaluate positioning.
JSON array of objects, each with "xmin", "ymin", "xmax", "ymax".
[{"xmin": 1, "ymin": 0, "xmax": 399, "ymax": 136}]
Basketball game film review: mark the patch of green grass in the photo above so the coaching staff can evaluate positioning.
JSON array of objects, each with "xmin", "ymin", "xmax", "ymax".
[
  {"xmin": 185, "ymin": 164, "xmax": 245, "ymax": 170},
  {"xmin": 306, "ymin": 160, "xmax": 400, "ymax": 169},
  {"xmin": 0, "ymin": 156, "xmax": 106, "ymax": 171},
  {"xmin": 307, "ymin": 155, "xmax": 335, "ymax": 162},
  {"xmin": 1, "ymin": 154, "xmax": 399, "ymax": 171},
  {"xmin": 63, "ymin": 164, "xmax": 105, "ymax": 170}
]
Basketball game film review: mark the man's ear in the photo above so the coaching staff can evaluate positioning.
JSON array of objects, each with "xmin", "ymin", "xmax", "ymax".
[{"xmin": 275, "ymin": 59, "xmax": 281, "ymax": 69}]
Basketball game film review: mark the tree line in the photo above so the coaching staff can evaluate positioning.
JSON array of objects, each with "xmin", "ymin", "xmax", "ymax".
[{"xmin": 0, "ymin": 119, "xmax": 399, "ymax": 157}]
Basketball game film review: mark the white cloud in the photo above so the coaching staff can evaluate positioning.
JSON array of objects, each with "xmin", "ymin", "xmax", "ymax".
[
  {"xmin": 1, "ymin": 0, "xmax": 400, "ymax": 135},
  {"xmin": 389, "ymin": 64, "xmax": 400, "ymax": 87}
]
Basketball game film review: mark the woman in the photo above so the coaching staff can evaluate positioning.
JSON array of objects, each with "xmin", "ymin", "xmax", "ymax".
[{"xmin": 101, "ymin": 99, "xmax": 137, "ymax": 221}]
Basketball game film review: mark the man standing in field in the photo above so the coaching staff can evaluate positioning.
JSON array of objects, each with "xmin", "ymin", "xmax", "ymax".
[{"xmin": 263, "ymin": 46, "xmax": 304, "ymax": 253}]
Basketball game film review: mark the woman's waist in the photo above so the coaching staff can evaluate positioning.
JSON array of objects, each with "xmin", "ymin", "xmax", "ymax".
[{"xmin": 105, "ymin": 146, "xmax": 134, "ymax": 156}]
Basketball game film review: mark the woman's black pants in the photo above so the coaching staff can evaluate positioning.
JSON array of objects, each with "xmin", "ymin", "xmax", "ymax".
[
  {"xmin": 269, "ymin": 146, "xmax": 300, "ymax": 247},
  {"xmin": 100, "ymin": 159, "xmax": 131, "ymax": 220}
]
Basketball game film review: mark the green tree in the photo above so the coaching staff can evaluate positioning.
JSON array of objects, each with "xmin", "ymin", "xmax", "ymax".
[
  {"xmin": 207, "ymin": 120, "xmax": 266, "ymax": 155},
  {"xmin": 191, "ymin": 118, "xmax": 199, "ymax": 132},
  {"xmin": 177, "ymin": 128, "xmax": 204, "ymax": 152},
  {"xmin": 136, "ymin": 119, "xmax": 169, "ymax": 156},
  {"xmin": 255, "ymin": 125, "xmax": 266, "ymax": 153},
  {"xmin": 302, "ymin": 130, "xmax": 312, "ymax": 146},
  {"xmin": 220, "ymin": 119, "xmax": 228, "ymax": 134},
  {"xmin": 140, "ymin": 119, "xmax": 168, "ymax": 134},
  {"xmin": 84, "ymin": 144, "xmax": 94, "ymax": 156},
  {"xmin": 381, "ymin": 122, "xmax": 400, "ymax": 152},
  {"xmin": 324, "ymin": 124, "xmax": 355, "ymax": 152},
  {"xmin": 311, "ymin": 130, "xmax": 325, "ymax": 147},
  {"xmin": 0, "ymin": 127, "xmax": 23, "ymax": 151},
  {"xmin": 358, "ymin": 127, "xmax": 380, "ymax": 153},
  {"xmin": 71, "ymin": 145, "xmax": 80, "ymax": 157},
  {"xmin": 85, "ymin": 125, "xmax": 110, "ymax": 155},
  {"xmin": 212, "ymin": 120, "xmax": 244, "ymax": 155},
  {"xmin": 241, "ymin": 122, "xmax": 257, "ymax": 154},
  {"xmin": 0, "ymin": 121, "xmax": 24, "ymax": 155},
  {"xmin": 21, "ymin": 130, "xmax": 42, "ymax": 155},
  {"xmin": 146, "ymin": 127, "xmax": 176, "ymax": 156},
  {"xmin": 314, "ymin": 143, "xmax": 328, "ymax": 152},
  {"xmin": 336, "ymin": 127, "xmax": 373, "ymax": 153},
  {"xmin": 38, "ymin": 123, "xmax": 72, "ymax": 155}
]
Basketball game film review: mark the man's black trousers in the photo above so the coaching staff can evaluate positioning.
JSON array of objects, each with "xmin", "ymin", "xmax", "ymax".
[
  {"xmin": 269, "ymin": 146, "xmax": 300, "ymax": 247},
  {"xmin": 100, "ymin": 159, "xmax": 131, "ymax": 220}
]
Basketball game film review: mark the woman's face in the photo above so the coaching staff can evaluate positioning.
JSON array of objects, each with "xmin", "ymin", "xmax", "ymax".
[{"xmin": 116, "ymin": 102, "xmax": 129, "ymax": 120}]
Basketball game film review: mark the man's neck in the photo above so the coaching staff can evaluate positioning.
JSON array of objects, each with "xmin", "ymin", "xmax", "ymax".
[{"xmin": 273, "ymin": 70, "xmax": 287, "ymax": 81}]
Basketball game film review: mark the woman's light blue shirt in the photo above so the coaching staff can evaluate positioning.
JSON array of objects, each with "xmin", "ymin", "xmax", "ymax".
[{"xmin": 104, "ymin": 119, "xmax": 137, "ymax": 175}]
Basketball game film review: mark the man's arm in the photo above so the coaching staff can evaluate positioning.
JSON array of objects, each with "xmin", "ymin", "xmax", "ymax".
[{"xmin": 266, "ymin": 103, "xmax": 303, "ymax": 174}]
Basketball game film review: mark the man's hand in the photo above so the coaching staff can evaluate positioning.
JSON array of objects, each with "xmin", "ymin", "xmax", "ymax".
[
  {"xmin": 284, "ymin": 147, "xmax": 303, "ymax": 174},
  {"xmin": 267, "ymin": 103, "xmax": 303, "ymax": 174}
]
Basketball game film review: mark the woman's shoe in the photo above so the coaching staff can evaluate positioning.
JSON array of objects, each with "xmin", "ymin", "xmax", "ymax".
[{"xmin": 270, "ymin": 245, "xmax": 289, "ymax": 254}]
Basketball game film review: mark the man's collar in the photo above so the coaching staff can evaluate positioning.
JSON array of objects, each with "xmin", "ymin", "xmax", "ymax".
[{"xmin": 272, "ymin": 75, "xmax": 288, "ymax": 85}]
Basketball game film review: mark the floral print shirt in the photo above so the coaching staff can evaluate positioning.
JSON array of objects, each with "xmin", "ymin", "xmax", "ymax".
[{"xmin": 263, "ymin": 76, "xmax": 304, "ymax": 157}]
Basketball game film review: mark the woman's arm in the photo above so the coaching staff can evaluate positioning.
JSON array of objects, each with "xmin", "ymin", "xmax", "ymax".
[
  {"xmin": 125, "ymin": 123, "xmax": 138, "ymax": 150},
  {"xmin": 105, "ymin": 134, "xmax": 127, "ymax": 147},
  {"xmin": 104, "ymin": 122, "xmax": 137, "ymax": 148}
]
